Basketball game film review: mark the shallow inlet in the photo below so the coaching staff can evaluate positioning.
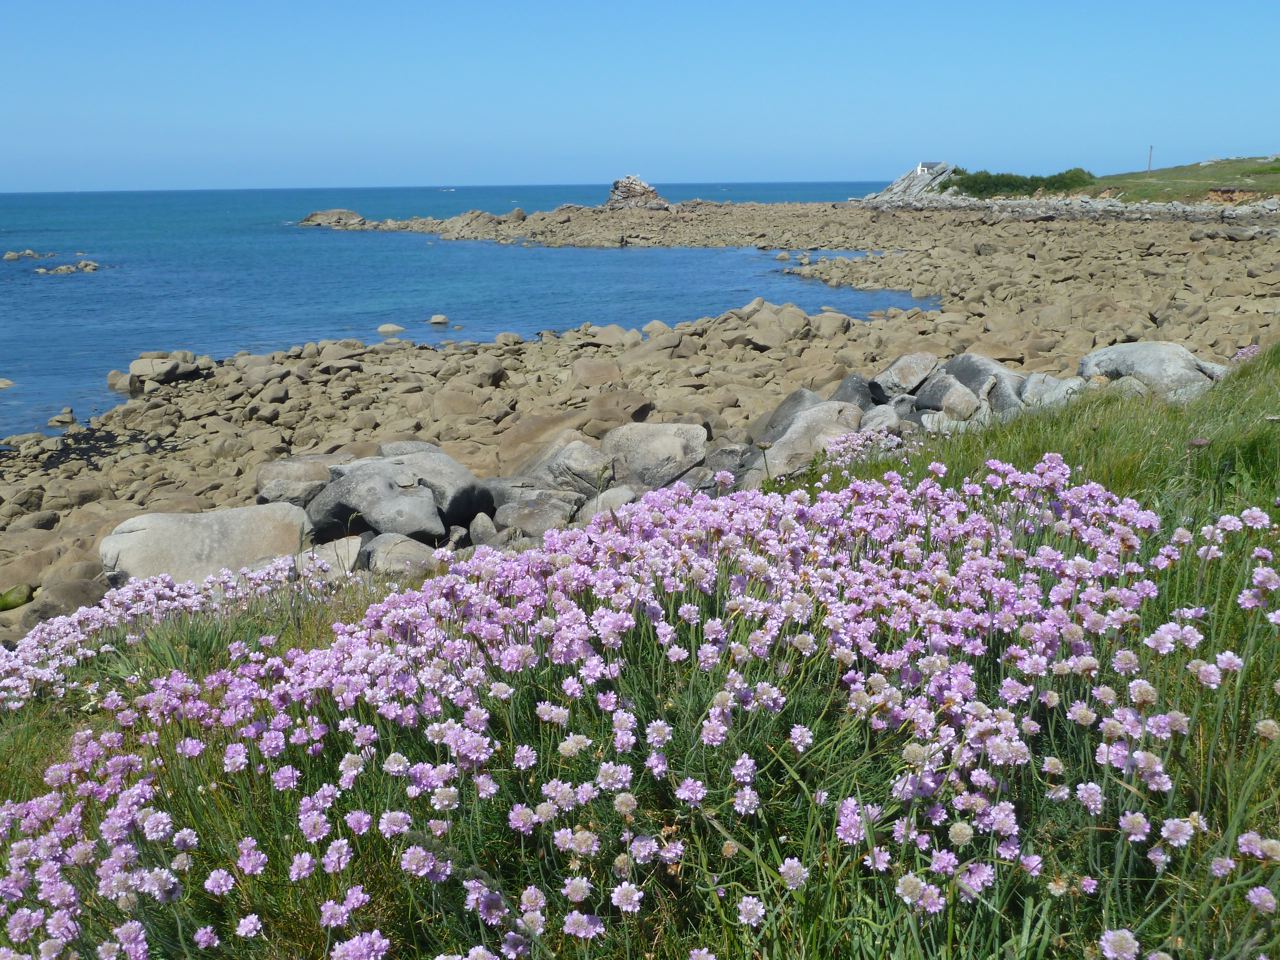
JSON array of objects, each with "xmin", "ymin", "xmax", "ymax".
[{"xmin": 0, "ymin": 185, "xmax": 930, "ymax": 437}]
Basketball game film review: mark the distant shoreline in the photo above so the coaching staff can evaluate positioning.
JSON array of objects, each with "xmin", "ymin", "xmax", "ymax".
[{"xmin": 299, "ymin": 189, "xmax": 1280, "ymax": 252}]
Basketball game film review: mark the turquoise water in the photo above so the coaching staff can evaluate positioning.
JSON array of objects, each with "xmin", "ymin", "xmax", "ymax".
[{"xmin": 0, "ymin": 182, "xmax": 927, "ymax": 438}]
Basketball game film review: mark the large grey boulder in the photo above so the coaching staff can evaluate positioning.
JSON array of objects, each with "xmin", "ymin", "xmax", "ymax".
[
  {"xmin": 860, "ymin": 403, "xmax": 902, "ymax": 433},
  {"xmin": 602, "ymin": 423, "xmax": 708, "ymax": 490},
  {"xmin": 704, "ymin": 442, "xmax": 754, "ymax": 479},
  {"xmin": 870, "ymin": 353, "xmax": 938, "ymax": 402},
  {"xmin": 493, "ymin": 492, "xmax": 580, "ymax": 539},
  {"xmin": 914, "ymin": 373, "xmax": 980, "ymax": 421},
  {"xmin": 942, "ymin": 354, "xmax": 1025, "ymax": 415},
  {"xmin": 305, "ymin": 536, "xmax": 365, "ymax": 576},
  {"xmin": 1020, "ymin": 373, "xmax": 1086, "ymax": 408},
  {"xmin": 519, "ymin": 439, "xmax": 613, "ymax": 497},
  {"xmin": 307, "ymin": 471, "xmax": 445, "ymax": 542},
  {"xmin": 100, "ymin": 503, "xmax": 313, "ymax": 585},
  {"xmin": 746, "ymin": 402, "xmax": 863, "ymax": 483},
  {"xmin": 751, "ymin": 389, "xmax": 824, "ymax": 445},
  {"xmin": 481, "ymin": 477, "xmax": 543, "ymax": 511},
  {"xmin": 329, "ymin": 449, "xmax": 488, "ymax": 527},
  {"xmin": 359, "ymin": 533, "xmax": 437, "ymax": 575},
  {"xmin": 1078, "ymin": 342, "xmax": 1227, "ymax": 399},
  {"xmin": 829, "ymin": 373, "xmax": 877, "ymax": 411},
  {"xmin": 256, "ymin": 459, "xmax": 332, "ymax": 507}
]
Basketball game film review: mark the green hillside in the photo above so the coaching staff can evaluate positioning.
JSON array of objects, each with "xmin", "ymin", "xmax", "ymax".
[{"xmin": 1086, "ymin": 155, "xmax": 1280, "ymax": 202}]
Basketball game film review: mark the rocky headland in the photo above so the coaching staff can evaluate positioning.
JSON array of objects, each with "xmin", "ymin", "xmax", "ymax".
[{"xmin": 2, "ymin": 184, "xmax": 1278, "ymax": 645}]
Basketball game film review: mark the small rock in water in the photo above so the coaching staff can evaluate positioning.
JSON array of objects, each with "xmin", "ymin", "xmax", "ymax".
[
  {"xmin": 35, "ymin": 259, "xmax": 99, "ymax": 276},
  {"xmin": 299, "ymin": 209, "xmax": 366, "ymax": 228},
  {"xmin": 0, "ymin": 378, "xmax": 14, "ymax": 390},
  {"xmin": 377, "ymin": 323, "xmax": 406, "ymax": 336},
  {"xmin": 430, "ymin": 313, "xmax": 449, "ymax": 325}
]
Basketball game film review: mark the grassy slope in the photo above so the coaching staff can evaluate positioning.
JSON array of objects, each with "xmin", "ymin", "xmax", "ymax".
[
  {"xmin": 782, "ymin": 345, "xmax": 1280, "ymax": 517},
  {"xmin": 1083, "ymin": 156, "xmax": 1280, "ymax": 203},
  {"xmin": 1, "ymin": 346, "xmax": 1278, "ymax": 957},
  {"xmin": 0, "ymin": 576, "xmax": 391, "ymax": 803}
]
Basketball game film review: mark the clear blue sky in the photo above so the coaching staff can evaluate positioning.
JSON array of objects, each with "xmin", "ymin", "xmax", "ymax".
[{"xmin": 4, "ymin": 0, "xmax": 1276, "ymax": 192}]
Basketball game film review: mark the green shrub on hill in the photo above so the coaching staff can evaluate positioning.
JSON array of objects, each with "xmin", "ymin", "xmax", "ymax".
[{"xmin": 950, "ymin": 166, "xmax": 1095, "ymax": 198}]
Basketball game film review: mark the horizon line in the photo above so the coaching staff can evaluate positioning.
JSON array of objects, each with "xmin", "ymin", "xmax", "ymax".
[{"xmin": 0, "ymin": 177, "xmax": 895, "ymax": 198}]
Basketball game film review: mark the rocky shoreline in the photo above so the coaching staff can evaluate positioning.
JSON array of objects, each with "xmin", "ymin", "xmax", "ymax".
[
  {"xmin": 299, "ymin": 188, "xmax": 1280, "ymax": 248},
  {"xmin": 2, "ymin": 191, "xmax": 1278, "ymax": 644}
]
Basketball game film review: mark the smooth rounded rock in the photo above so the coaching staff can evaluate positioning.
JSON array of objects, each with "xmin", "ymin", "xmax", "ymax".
[
  {"xmin": 1078, "ymin": 342, "xmax": 1226, "ymax": 398},
  {"xmin": 601, "ymin": 422, "xmax": 708, "ymax": 490},
  {"xmin": 493, "ymin": 492, "xmax": 579, "ymax": 539},
  {"xmin": 751, "ymin": 388, "xmax": 824, "ymax": 445},
  {"xmin": 518, "ymin": 439, "xmax": 613, "ymax": 497},
  {"xmin": 359, "ymin": 533, "xmax": 438, "ymax": 575},
  {"xmin": 100, "ymin": 503, "xmax": 314, "ymax": 586},
  {"xmin": 256, "ymin": 460, "xmax": 332, "ymax": 507}
]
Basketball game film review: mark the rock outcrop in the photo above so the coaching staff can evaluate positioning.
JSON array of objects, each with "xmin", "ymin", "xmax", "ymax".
[
  {"xmin": 603, "ymin": 175, "xmax": 669, "ymax": 211},
  {"xmin": 299, "ymin": 209, "xmax": 367, "ymax": 228},
  {"xmin": 864, "ymin": 163, "xmax": 956, "ymax": 202},
  {"xmin": 124, "ymin": 351, "xmax": 211, "ymax": 396}
]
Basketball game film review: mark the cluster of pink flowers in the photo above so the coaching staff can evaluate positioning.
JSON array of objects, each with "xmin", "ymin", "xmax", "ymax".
[
  {"xmin": 0, "ymin": 452, "xmax": 1276, "ymax": 957},
  {"xmin": 1232, "ymin": 343, "xmax": 1263, "ymax": 364},
  {"xmin": 820, "ymin": 429, "xmax": 917, "ymax": 483},
  {"xmin": 0, "ymin": 555, "xmax": 338, "ymax": 710}
]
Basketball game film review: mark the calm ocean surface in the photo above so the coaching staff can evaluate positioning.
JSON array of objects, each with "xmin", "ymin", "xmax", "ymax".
[{"xmin": 0, "ymin": 181, "xmax": 930, "ymax": 438}]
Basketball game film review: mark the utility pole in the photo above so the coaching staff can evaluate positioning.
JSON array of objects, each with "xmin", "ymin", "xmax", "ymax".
[{"xmin": 1147, "ymin": 145, "xmax": 1153, "ymax": 172}]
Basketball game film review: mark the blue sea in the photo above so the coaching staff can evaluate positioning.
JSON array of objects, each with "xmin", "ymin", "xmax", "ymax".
[{"xmin": 0, "ymin": 181, "xmax": 928, "ymax": 438}]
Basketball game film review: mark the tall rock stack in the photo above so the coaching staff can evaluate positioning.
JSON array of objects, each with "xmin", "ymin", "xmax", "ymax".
[{"xmin": 604, "ymin": 175, "xmax": 670, "ymax": 211}]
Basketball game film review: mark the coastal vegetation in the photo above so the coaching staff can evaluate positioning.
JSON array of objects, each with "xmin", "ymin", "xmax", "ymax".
[
  {"xmin": 2, "ymin": 344, "xmax": 1277, "ymax": 959},
  {"xmin": 947, "ymin": 167, "xmax": 1096, "ymax": 199},
  {"xmin": 946, "ymin": 156, "xmax": 1280, "ymax": 204}
]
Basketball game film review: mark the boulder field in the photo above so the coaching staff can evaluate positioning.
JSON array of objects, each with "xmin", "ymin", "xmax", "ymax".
[{"xmin": 2, "ymin": 199, "xmax": 1277, "ymax": 645}]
